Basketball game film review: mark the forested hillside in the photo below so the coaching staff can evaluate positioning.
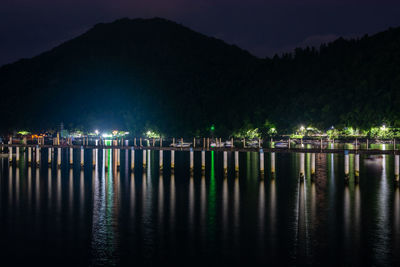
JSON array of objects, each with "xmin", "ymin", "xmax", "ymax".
[{"xmin": 1, "ymin": 18, "xmax": 399, "ymax": 136}]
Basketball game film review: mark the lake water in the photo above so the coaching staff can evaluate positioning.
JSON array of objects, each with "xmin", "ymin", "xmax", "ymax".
[{"xmin": 1, "ymin": 149, "xmax": 400, "ymax": 266}]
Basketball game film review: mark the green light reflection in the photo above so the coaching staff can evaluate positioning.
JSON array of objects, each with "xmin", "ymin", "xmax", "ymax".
[{"xmin": 208, "ymin": 151, "xmax": 216, "ymax": 238}]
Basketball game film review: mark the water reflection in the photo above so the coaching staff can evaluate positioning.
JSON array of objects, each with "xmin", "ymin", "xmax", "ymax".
[
  {"xmin": 91, "ymin": 148, "xmax": 118, "ymax": 265},
  {"xmin": 344, "ymin": 185, "xmax": 351, "ymax": 253},
  {"xmin": 188, "ymin": 174, "xmax": 195, "ymax": 235},
  {"xmin": 258, "ymin": 180, "xmax": 265, "ymax": 246},
  {"xmin": 15, "ymin": 167, "xmax": 19, "ymax": 207},
  {"xmin": 130, "ymin": 172, "xmax": 135, "ymax": 219},
  {"xmin": 158, "ymin": 171, "xmax": 164, "ymax": 238},
  {"xmin": 142, "ymin": 151, "xmax": 154, "ymax": 260},
  {"xmin": 374, "ymin": 155, "xmax": 390, "ymax": 265},
  {"xmin": 27, "ymin": 166, "xmax": 31, "ymax": 210},
  {"xmin": 233, "ymin": 175, "xmax": 240, "ymax": 249},
  {"xmin": 394, "ymin": 187, "xmax": 400, "ymax": 261},
  {"xmin": 354, "ymin": 183, "xmax": 361, "ymax": 257},
  {"xmin": 200, "ymin": 169, "xmax": 206, "ymax": 241},
  {"xmin": 35, "ymin": 167, "xmax": 40, "ymax": 212},
  {"xmin": 47, "ymin": 167, "xmax": 52, "ymax": 210},
  {"xmin": 7, "ymin": 166, "xmax": 12, "ymax": 208},
  {"xmin": 1, "ymin": 149, "xmax": 400, "ymax": 266},
  {"xmin": 270, "ymin": 178, "xmax": 277, "ymax": 246},
  {"xmin": 297, "ymin": 174, "xmax": 308, "ymax": 263},
  {"xmin": 310, "ymin": 181, "xmax": 316, "ymax": 226},
  {"xmin": 222, "ymin": 175, "xmax": 228, "ymax": 236},
  {"xmin": 208, "ymin": 151, "xmax": 217, "ymax": 241},
  {"xmin": 170, "ymin": 170, "xmax": 176, "ymax": 246},
  {"xmin": 69, "ymin": 169, "xmax": 73, "ymax": 213},
  {"xmin": 57, "ymin": 168, "xmax": 61, "ymax": 213}
]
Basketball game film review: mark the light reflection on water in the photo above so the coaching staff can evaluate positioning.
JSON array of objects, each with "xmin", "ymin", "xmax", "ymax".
[
  {"xmin": 374, "ymin": 154, "xmax": 391, "ymax": 265},
  {"xmin": 0, "ymin": 150, "xmax": 400, "ymax": 265}
]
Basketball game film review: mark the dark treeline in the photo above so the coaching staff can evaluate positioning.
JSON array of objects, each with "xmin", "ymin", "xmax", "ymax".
[{"xmin": 0, "ymin": 18, "xmax": 399, "ymax": 137}]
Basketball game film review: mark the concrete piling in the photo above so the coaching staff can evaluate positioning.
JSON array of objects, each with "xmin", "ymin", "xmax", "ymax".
[
  {"xmin": 355, "ymin": 153, "xmax": 360, "ymax": 183},
  {"xmin": 171, "ymin": 150, "xmax": 175, "ymax": 169},
  {"xmin": 344, "ymin": 151, "xmax": 350, "ymax": 184},
  {"xmin": 395, "ymin": 155, "xmax": 399, "ymax": 185},
  {"xmin": 117, "ymin": 149, "xmax": 120, "ymax": 170},
  {"xmin": 80, "ymin": 146, "xmax": 84, "ymax": 168},
  {"xmin": 260, "ymin": 149, "xmax": 264, "ymax": 175},
  {"xmin": 159, "ymin": 150, "xmax": 163, "ymax": 170},
  {"xmin": 201, "ymin": 150, "xmax": 205, "ymax": 170},
  {"xmin": 48, "ymin": 148, "xmax": 52, "ymax": 165},
  {"xmin": 235, "ymin": 151, "xmax": 239, "ymax": 172},
  {"xmin": 69, "ymin": 147, "xmax": 73, "ymax": 166},
  {"xmin": 28, "ymin": 147, "xmax": 32, "ymax": 164},
  {"xmin": 36, "ymin": 146, "xmax": 40, "ymax": 167},
  {"xmin": 16, "ymin": 147, "xmax": 20, "ymax": 163},
  {"xmin": 299, "ymin": 153, "xmax": 305, "ymax": 179},
  {"xmin": 271, "ymin": 152, "xmax": 276, "ymax": 175},
  {"xmin": 105, "ymin": 149, "xmax": 109, "ymax": 170},
  {"xmin": 57, "ymin": 148, "xmax": 61, "ymax": 168},
  {"xmin": 190, "ymin": 148, "xmax": 194, "ymax": 171},
  {"xmin": 223, "ymin": 151, "xmax": 228, "ymax": 174},
  {"xmin": 92, "ymin": 149, "xmax": 96, "ymax": 168},
  {"xmin": 311, "ymin": 153, "xmax": 315, "ymax": 181}
]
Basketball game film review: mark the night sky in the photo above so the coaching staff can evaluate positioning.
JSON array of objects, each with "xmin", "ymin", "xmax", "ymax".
[{"xmin": 1, "ymin": 0, "xmax": 400, "ymax": 66}]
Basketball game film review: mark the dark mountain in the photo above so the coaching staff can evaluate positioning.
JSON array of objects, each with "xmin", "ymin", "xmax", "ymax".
[
  {"xmin": 0, "ymin": 18, "xmax": 260, "ymax": 136},
  {"xmin": 1, "ymin": 18, "xmax": 400, "ymax": 136}
]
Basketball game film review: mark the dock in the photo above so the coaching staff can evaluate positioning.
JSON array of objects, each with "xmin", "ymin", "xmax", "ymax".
[{"xmin": 1, "ymin": 136, "xmax": 399, "ymax": 185}]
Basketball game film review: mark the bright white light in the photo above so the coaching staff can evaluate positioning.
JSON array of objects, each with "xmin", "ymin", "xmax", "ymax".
[
  {"xmin": 381, "ymin": 124, "xmax": 386, "ymax": 130},
  {"xmin": 102, "ymin": 133, "xmax": 112, "ymax": 138},
  {"xmin": 300, "ymin": 125, "xmax": 305, "ymax": 131},
  {"xmin": 95, "ymin": 130, "xmax": 99, "ymax": 135}
]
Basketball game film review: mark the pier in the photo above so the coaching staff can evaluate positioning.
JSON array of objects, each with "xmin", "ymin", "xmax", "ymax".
[
  {"xmin": 1, "ymin": 143, "xmax": 399, "ymax": 155},
  {"xmin": 1, "ymin": 136, "xmax": 400, "ymax": 186}
]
